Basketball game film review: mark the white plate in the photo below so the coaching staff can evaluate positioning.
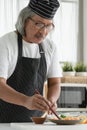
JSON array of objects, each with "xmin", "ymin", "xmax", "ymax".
[{"xmin": 49, "ymin": 119, "xmax": 82, "ymax": 125}]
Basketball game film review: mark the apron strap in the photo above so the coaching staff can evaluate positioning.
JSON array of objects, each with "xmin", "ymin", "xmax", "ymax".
[
  {"xmin": 18, "ymin": 32, "xmax": 22, "ymax": 60},
  {"xmin": 39, "ymin": 44, "xmax": 44, "ymax": 54}
]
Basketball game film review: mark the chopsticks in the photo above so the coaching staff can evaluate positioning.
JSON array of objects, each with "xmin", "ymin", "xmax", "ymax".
[{"xmin": 35, "ymin": 89, "xmax": 61, "ymax": 120}]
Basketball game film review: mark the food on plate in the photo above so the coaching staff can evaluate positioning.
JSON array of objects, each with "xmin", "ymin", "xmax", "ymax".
[
  {"xmin": 60, "ymin": 114, "xmax": 66, "ymax": 118},
  {"xmin": 51, "ymin": 115, "xmax": 80, "ymax": 120},
  {"xmin": 78, "ymin": 115, "xmax": 87, "ymax": 124},
  {"xmin": 60, "ymin": 114, "xmax": 80, "ymax": 120},
  {"xmin": 61, "ymin": 115, "xmax": 87, "ymax": 124},
  {"xmin": 51, "ymin": 114, "xmax": 87, "ymax": 124},
  {"xmin": 61, "ymin": 116, "xmax": 80, "ymax": 120}
]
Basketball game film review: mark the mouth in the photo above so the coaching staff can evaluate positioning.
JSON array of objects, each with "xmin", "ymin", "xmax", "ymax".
[{"xmin": 35, "ymin": 34, "xmax": 45, "ymax": 41}]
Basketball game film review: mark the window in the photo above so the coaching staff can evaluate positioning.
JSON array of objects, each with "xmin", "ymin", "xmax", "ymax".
[
  {"xmin": 0, "ymin": 0, "xmax": 29, "ymax": 37},
  {"xmin": 51, "ymin": 0, "xmax": 79, "ymax": 63}
]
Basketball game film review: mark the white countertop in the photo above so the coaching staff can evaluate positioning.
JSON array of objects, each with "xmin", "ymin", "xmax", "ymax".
[{"xmin": 0, "ymin": 122, "xmax": 87, "ymax": 130}]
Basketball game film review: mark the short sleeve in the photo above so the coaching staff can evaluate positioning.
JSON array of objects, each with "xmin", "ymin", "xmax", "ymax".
[
  {"xmin": 47, "ymin": 44, "xmax": 62, "ymax": 78},
  {"xmin": 0, "ymin": 37, "xmax": 9, "ymax": 79}
]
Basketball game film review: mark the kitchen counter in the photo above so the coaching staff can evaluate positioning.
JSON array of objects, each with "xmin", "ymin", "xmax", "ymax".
[{"xmin": 0, "ymin": 122, "xmax": 87, "ymax": 130}]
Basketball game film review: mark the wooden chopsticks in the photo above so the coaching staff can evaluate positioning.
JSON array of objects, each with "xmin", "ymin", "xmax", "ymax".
[{"xmin": 35, "ymin": 89, "xmax": 61, "ymax": 120}]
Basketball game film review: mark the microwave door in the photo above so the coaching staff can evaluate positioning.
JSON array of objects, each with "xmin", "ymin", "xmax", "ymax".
[{"xmin": 57, "ymin": 86, "xmax": 86, "ymax": 108}]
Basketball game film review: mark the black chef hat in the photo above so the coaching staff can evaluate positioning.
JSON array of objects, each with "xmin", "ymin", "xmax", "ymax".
[{"xmin": 28, "ymin": 0, "xmax": 60, "ymax": 19}]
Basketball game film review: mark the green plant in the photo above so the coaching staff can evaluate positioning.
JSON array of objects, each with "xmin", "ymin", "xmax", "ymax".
[
  {"xmin": 74, "ymin": 63, "xmax": 87, "ymax": 72},
  {"xmin": 62, "ymin": 62, "xmax": 74, "ymax": 72}
]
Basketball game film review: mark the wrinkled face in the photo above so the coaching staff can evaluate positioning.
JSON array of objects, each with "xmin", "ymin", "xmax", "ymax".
[{"xmin": 23, "ymin": 15, "xmax": 54, "ymax": 44}]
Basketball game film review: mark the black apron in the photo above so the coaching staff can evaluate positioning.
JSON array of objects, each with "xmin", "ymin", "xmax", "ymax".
[{"xmin": 0, "ymin": 33, "xmax": 47, "ymax": 123}]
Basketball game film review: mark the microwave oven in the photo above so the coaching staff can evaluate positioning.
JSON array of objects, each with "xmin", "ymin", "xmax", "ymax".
[{"xmin": 57, "ymin": 83, "xmax": 87, "ymax": 112}]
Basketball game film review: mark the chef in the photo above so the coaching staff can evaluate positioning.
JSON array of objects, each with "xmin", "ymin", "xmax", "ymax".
[{"xmin": 0, "ymin": 0, "xmax": 62, "ymax": 122}]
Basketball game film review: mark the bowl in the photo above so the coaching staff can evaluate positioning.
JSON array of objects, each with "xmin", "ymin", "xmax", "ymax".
[{"xmin": 31, "ymin": 117, "xmax": 46, "ymax": 124}]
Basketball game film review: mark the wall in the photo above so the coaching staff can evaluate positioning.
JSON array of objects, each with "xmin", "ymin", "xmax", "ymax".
[
  {"xmin": 77, "ymin": 0, "xmax": 83, "ymax": 62},
  {"xmin": 83, "ymin": 0, "xmax": 87, "ymax": 64}
]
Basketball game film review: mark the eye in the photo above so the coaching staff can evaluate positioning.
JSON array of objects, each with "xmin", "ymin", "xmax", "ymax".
[{"xmin": 35, "ymin": 23, "xmax": 44, "ymax": 28}]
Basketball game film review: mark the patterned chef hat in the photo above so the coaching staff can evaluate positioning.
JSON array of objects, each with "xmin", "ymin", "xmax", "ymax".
[{"xmin": 28, "ymin": 0, "xmax": 60, "ymax": 19}]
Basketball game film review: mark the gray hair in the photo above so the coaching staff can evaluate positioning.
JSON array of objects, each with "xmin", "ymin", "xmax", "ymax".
[{"xmin": 15, "ymin": 6, "xmax": 36, "ymax": 36}]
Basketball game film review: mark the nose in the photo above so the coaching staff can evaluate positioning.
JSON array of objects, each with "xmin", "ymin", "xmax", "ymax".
[{"xmin": 39, "ymin": 27, "xmax": 48, "ymax": 35}]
